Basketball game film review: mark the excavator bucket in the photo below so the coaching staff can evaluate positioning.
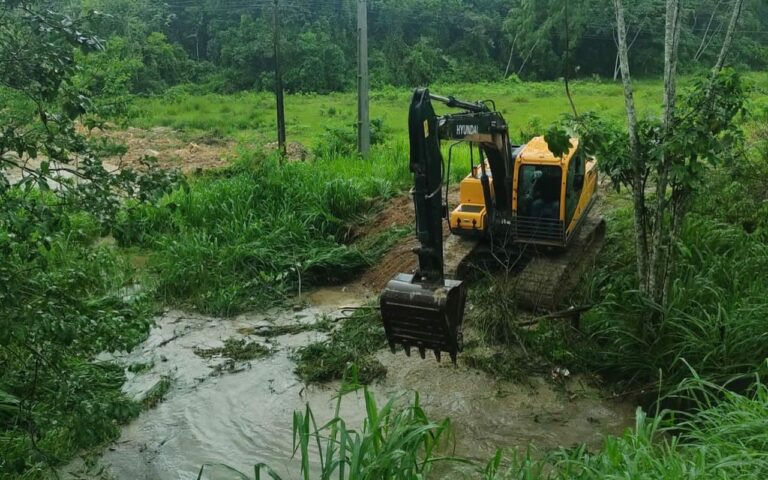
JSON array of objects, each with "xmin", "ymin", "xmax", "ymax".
[{"xmin": 380, "ymin": 273, "xmax": 467, "ymax": 364}]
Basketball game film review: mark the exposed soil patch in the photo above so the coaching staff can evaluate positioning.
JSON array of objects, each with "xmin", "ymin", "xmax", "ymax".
[
  {"xmin": 264, "ymin": 141, "xmax": 313, "ymax": 162},
  {"xmin": 359, "ymin": 189, "xmax": 460, "ymax": 291},
  {"xmin": 89, "ymin": 126, "xmax": 235, "ymax": 173}
]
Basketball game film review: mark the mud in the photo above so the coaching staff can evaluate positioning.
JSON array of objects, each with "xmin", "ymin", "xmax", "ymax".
[
  {"xmin": 360, "ymin": 190, "xmax": 462, "ymax": 291},
  {"xmin": 63, "ymin": 286, "xmax": 634, "ymax": 480}
]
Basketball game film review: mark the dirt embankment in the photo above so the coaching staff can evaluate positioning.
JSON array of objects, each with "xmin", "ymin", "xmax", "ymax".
[{"xmin": 359, "ymin": 189, "xmax": 463, "ymax": 291}]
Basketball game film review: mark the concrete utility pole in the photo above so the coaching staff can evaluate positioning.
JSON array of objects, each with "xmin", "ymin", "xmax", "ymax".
[
  {"xmin": 274, "ymin": 0, "xmax": 286, "ymax": 155},
  {"xmin": 357, "ymin": 0, "xmax": 370, "ymax": 157}
]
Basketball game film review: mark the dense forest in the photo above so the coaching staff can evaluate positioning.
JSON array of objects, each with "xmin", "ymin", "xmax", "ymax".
[{"xmin": 35, "ymin": 0, "xmax": 768, "ymax": 95}]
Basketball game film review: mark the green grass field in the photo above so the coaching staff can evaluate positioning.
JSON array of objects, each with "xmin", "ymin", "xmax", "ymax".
[{"xmin": 126, "ymin": 72, "xmax": 768, "ymax": 148}]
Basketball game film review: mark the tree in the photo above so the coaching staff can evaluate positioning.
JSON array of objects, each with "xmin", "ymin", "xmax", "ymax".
[
  {"xmin": 0, "ymin": 1, "xmax": 179, "ymax": 218},
  {"xmin": 609, "ymin": 0, "xmax": 746, "ymax": 306}
]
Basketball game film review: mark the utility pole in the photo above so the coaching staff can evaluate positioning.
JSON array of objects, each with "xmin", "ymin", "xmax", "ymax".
[
  {"xmin": 357, "ymin": 0, "xmax": 370, "ymax": 157},
  {"xmin": 274, "ymin": 0, "xmax": 286, "ymax": 156}
]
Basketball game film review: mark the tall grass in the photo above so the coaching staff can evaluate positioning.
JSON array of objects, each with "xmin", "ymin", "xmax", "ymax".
[
  {"xmin": 116, "ymin": 147, "xmax": 411, "ymax": 315},
  {"xmin": 487, "ymin": 375, "xmax": 768, "ymax": 479},
  {"xmin": 579, "ymin": 209, "xmax": 768, "ymax": 399},
  {"xmin": 198, "ymin": 370, "xmax": 458, "ymax": 480}
]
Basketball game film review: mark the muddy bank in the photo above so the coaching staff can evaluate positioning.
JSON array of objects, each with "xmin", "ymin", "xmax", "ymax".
[{"xmin": 64, "ymin": 286, "xmax": 633, "ymax": 479}]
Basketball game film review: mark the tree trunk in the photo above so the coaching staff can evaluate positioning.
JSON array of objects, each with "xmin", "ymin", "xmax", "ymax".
[
  {"xmin": 518, "ymin": 37, "xmax": 542, "ymax": 76},
  {"xmin": 504, "ymin": 33, "xmax": 519, "ymax": 79},
  {"xmin": 648, "ymin": 0, "xmax": 682, "ymax": 303},
  {"xmin": 713, "ymin": 0, "xmax": 743, "ymax": 73},
  {"xmin": 613, "ymin": 0, "xmax": 648, "ymax": 290},
  {"xmin": 663, "ymin": 0, "xmax": 745, "ymax": 304},
  {"xmin": 694, "ymin": 0, "xmax": 723, "ymax": 62}
]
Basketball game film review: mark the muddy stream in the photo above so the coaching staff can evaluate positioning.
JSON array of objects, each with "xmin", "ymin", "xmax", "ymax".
[{"xmin": 64, "ymin": 286, "xmax": 635, "ymax": 479}]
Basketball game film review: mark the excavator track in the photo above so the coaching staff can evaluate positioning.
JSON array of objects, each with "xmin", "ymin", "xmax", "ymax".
[
  {"xmin": 440, "ymin": 212, "xmax": 605, "ymax": 312},
  {"xmin": 512, "ymin": 213, "xmax": 606, "ymax": 312}
]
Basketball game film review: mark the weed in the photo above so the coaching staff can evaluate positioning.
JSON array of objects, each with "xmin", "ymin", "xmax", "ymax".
[
  {"xmin": 239, "ymin": 316, "xmax": 334, "ymax": 338},
  {"xmin": 127, "ymin": 361, "xmax": 155, "ymax": 374},
  {"xmin": 293, "ymin": 308, "xmax": 387, "ymax": 384},
  {"xmin": 195, "ymin": 338, "xmax": 272, "ymax": 361},
  {"xmin": 200, "ymin": 369, "xmax": 459, "ymax": 480},
  {"xmin": 142, "ymin": 375, "xmax": 171, "ymax": 409}
]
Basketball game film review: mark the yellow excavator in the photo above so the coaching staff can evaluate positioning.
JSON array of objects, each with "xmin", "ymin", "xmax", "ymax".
[{"xmin": 380, "ymin": 89, "xmax": 603, "ymax": 363}]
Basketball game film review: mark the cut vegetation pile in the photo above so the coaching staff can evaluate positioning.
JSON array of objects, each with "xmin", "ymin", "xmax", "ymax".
[{"xmin": 293, "ymin": 308, "xmax": 387, "ymax": 384}]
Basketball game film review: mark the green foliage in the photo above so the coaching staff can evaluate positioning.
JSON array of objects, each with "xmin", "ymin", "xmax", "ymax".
[
  {"xmin": 202, "ymin": 373, "xmax": 457, "ymax": 480},
  {"xmin": 293, "ymin": 309, "xmax": 388, "ymax": 385},
  {"xmin": 693, "ymin": 105, "xmax": 768, "ymax": 239},
  {"xmin": 0, "ymin": 197, "xmax": 153, "ymax": 478},
  {"xmin": 578, "ymin": 209, "xmax": 768, "ymax": 398},
  {"xmin": 115, "ymin": 149, "xmax": 409, "ymax": 315},
  {"xmin": 284, "ymin": 29, "xmax": 348, "ymax": 94},
  {"xmin": 486, "ymin": 375, "xmax": 768, "ymax": 479},
  {"xmin": 314, "ymin": 118, "xmax": 389, "ymax": 157}
]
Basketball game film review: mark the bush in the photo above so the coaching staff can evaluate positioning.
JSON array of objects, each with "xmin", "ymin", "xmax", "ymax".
[
  {"xmin": 0, "ymin": 198, "xmax": 153, "ymax": 478},
  {"xmin": 314, "ymin": 118, "xmax": 390, "ymax": 158}
]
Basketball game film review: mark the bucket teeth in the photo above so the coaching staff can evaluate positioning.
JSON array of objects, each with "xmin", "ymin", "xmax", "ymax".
[{"xmin": 380, "ymin": 273, "xmax": 467, "ymax": 366}]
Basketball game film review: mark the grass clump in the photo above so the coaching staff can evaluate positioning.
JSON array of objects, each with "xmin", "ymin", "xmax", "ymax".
[
  {"xmin": 141, "ymin": 375, "xmax": 171, "ymax": 409},
  {"xmin": 580, "ymin": 211, "xmax": 768, "ymax": 398},
  {"xmin": 201, "ymin": 370, "xmax": 457, "ymax": 480},
  {"xmin": 486, "ymin": 375, "xmax": 768, "ymax": 479},
  {"xmin": 195, "ymin": 338, "xmax": 271, "ymax": 361},
  {"xmin": 116, "ymin": 148, "xmax": 410, "ymax": 315},
  {"xmin": 293, "ymin": 309, "xmax": 387, "ymax": 385}
]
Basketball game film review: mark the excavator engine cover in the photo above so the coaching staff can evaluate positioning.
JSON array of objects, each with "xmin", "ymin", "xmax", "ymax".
[{"xmin": 380, "ymin": 273, "xmax": 466, "ymax": 363}]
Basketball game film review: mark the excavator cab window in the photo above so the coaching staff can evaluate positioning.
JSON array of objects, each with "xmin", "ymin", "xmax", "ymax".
[{"xmin": 518, "ymin": 165, "xmax": 562, "ymax": 220}]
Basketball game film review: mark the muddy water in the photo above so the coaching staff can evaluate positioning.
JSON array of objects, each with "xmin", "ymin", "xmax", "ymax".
[{"xmin": 66, "ymin": 286, "xmax": 634, "ymax": 479}]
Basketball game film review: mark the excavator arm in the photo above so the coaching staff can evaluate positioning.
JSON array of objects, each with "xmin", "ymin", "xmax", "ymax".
[{"xmin": 379, "ymin": 88, "xmax": 513, "ymax": 364}]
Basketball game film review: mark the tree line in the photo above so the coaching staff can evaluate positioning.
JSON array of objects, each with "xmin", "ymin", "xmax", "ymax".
[{"xmin": 13, "ymin": 0, "xmax": 768, "ymax": 94}]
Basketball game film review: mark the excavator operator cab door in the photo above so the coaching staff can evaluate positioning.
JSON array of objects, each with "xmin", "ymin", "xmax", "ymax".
[
  {"xmin": 515, "ymin": 164, "xmax": 565, "ymax": 245},
  {"xmin": 565, "ymin": 152, "xmax": 586, "ymax": 227}
]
